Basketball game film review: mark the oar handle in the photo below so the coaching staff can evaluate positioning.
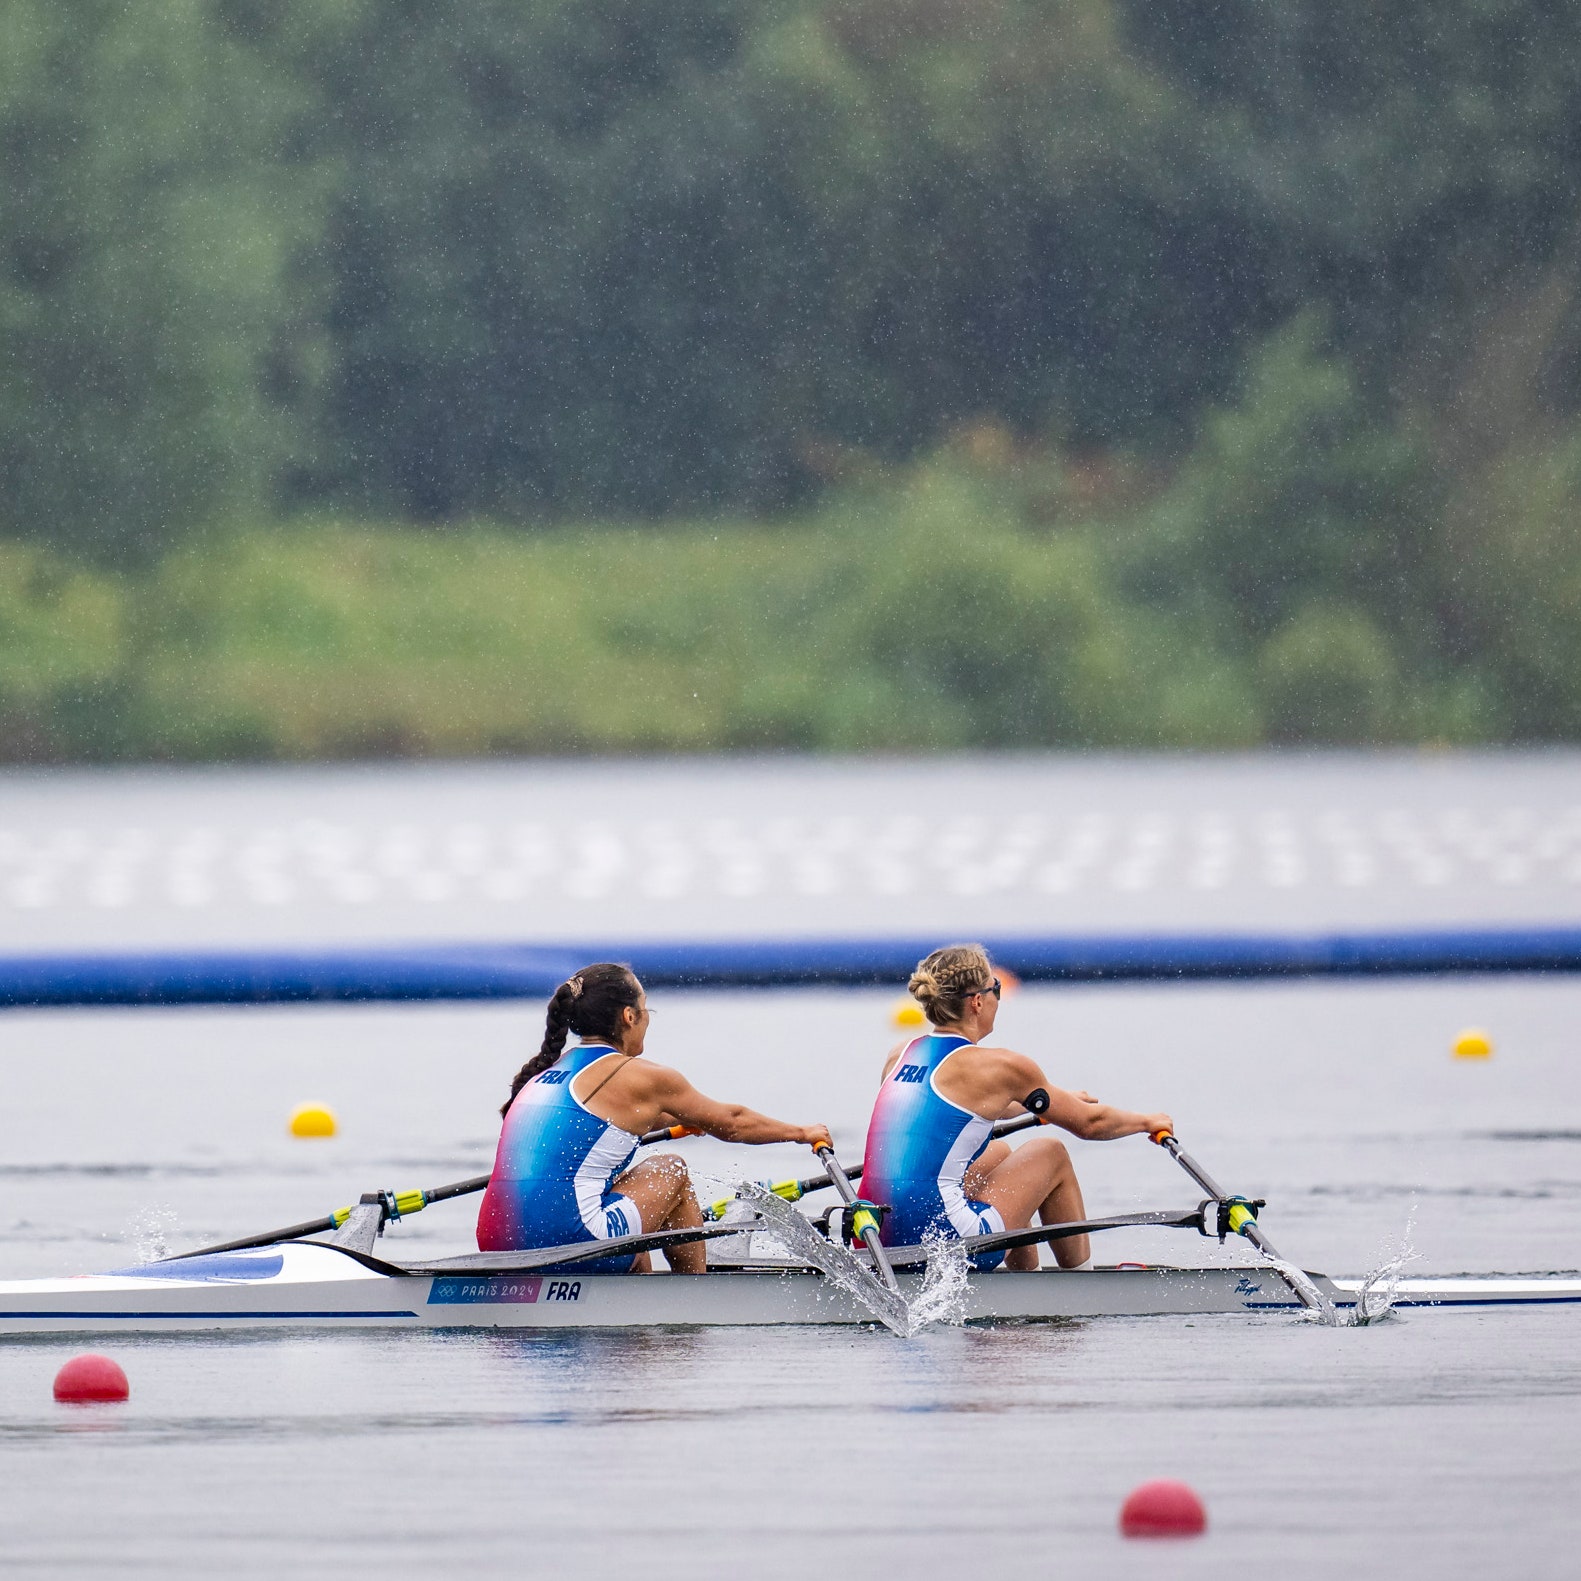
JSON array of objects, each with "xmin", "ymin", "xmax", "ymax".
[
  {"xmin": 992, "ymin": 1112, "xmax": 1043, "ymax": 1140},
  {"xmin": 1151, "ymin": 1131, "xmax": 1228, "ymax": 1201},
  {"xmin": 813, "ymin": 1147, "xmax": 860, "ymax": 1208},
  {"xmin": 419, "ymin": 1174, "xmax": 490, "ymax": 1207},
  {"xmin": 640, "ymin": 1123, "xmax": 703, "ymax": 1146}
]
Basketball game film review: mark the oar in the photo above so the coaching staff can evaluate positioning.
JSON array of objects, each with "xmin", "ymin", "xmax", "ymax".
[
  {"xmin": 386, "ymin": 1207, "xmax": 1206, "ymax": 1282},
  {"xmin": 169, "ymin": 1121, "xmax": 701, "ymax": 1260},
  {"xmin": 815, "ymin": 1144, "xmax": 901, "ymax": 1294},
  {"xmin": 882, "ymin": 1207, "xmax": 1207, "ymax": 1267},
  {"xmin": 1151, "ymin": 1130, "xmax": 1332, "ymax": 1318},
  {"xmin": 389, "ymin": 1218, "xmax": 761, "ymax": 1276}
]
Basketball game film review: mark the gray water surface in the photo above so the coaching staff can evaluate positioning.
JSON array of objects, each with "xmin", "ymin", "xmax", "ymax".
[{"xmin": 1, "ymin": 976, "xmax": 1578, "ymax": 1578}]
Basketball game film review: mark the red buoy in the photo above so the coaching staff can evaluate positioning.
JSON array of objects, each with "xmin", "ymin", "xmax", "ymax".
[
  {"xmin": 53, "ymin": 1354, "xmax": 130, "ymax": 1404},
  {"xmin": 1119, "ymin": 1480, "xmax": 1206, "ymax": 1538}
]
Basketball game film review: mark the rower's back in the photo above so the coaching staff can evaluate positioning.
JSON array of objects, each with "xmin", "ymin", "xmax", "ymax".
[
  {"xmin": 477, "ymin": 1044, "xmax": 640, "ymax": 1251},
  {"xmin": 860, "ymin": 1032, "xmax": 1004, "ymax": 1256}
]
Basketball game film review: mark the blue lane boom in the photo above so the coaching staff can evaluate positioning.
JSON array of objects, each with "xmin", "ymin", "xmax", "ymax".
[{"xmin": 0, "ymin": 925, "xmax": 1579, "ymax": 1006}]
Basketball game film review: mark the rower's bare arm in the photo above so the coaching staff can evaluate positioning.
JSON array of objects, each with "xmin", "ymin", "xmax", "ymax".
[
  {"xmin": 645, "ymin": 1067, "xmax": 831, "ymax": 1150},
  {"xmin": 1045, "ymin": 1087, "xmax": 1172, "ymax": 1141},
  {"xmin": 997, "ymin": 1052, "xmax": 1169, "ymax": 1140}
]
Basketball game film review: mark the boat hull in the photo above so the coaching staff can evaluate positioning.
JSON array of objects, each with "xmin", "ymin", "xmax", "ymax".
[{"xmin": 0, "ymin": 1245, "xmax": 1576, "ymax": 1335}]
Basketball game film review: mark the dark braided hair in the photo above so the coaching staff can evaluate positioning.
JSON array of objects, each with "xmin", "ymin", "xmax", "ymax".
[{"xmin": 501, "ymin": 963, "xmax": 644, "ymax": 1117}]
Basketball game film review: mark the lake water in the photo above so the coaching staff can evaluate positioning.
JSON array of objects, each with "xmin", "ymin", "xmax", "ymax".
[
  {"xmin": 2, "ymin": 979, "xmax": 1579, "ymax": 1578},
  {"xmin": 0, "ymin": 756, "xmax": 1578, "ymax": 1577}
]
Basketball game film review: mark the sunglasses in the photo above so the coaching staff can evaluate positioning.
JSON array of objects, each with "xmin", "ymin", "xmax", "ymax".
[{"xmin": 969, "ymin": 978, "xmax": 1002, "ymax": 1000}]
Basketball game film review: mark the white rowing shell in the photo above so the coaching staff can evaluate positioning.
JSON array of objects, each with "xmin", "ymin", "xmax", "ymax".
[{"xmin": 0, "ymin": 1243, "xmax": 1577, "ymax": 1335}]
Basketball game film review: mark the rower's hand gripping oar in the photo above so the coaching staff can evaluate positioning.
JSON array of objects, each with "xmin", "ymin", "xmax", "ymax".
[
  {"xmin": 1150, "ymin": 1129, "xmax": 1331, "ymax": 1317},
  {"xmin": 815, "ymin": 1145, "xmax": 901, "ymax": 1295},
  {"xmin": 169, "ymin": 1121, "xmax": 703, "ymax": 1260}
]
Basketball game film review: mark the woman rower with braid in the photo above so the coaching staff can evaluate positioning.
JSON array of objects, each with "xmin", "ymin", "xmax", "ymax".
[
  {"xmin": 478, "ymin": 963, "xmax": 831, "ymax": 1272},
  {"xmin": 861, "ymin": 944, "xmax": 1172, "ymax": 1271}
]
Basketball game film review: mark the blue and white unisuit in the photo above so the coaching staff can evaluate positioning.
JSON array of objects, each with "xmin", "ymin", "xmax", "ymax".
[
  {"xmin": 859, "ymin": 1032, "xmax": 1007, "ymax": 1270},
  {"xmin": 476, "ymin": 1044, "xmax": 642, "ymax": 1271}
]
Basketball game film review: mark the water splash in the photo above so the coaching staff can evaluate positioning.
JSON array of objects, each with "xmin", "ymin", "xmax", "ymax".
[
  {"xmin": 1259, "ymin": 1255, "xmax": 1344, "ymax": 1326},
  {"xmin": 740, "ymin": 1184, "xmax": 911, "ymax": 1334},
  {"xmin": 909, "ymin": 1230, "xmax": 972, "ymax": 1331},
  {"xmin": 735, "ymin": 1186, "xmax": 975, "ymax": 1336},
  {"xmin": 129, "ymin": 1205, "xmax": 178, "ymax": 1261},
  {"xmin": 1346, "ymin": 1203, "xmax": 1421, "ymax": 1326},
  {"xmin": 1261, "ymin": 1200, "xmax": 1420, "ymax": 1327}
]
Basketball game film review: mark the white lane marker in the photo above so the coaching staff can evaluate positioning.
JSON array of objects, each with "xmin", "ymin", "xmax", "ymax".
[
  {"xmin": 168, "ymin": 874, "xmax": 213, "ymax": 907},
  {"xmin": 7, "ymin": 800, "xmax": 1581, "ymax": 911},
  {"xmin": 328, "ymin": 872, "xmax": 379, "ymax": 905},
  {"xmin": 7, "ymin": 875, "xmax": 53, "ymax": 908}
]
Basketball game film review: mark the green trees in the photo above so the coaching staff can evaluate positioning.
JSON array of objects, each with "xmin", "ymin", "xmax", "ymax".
[
  {"xmin": 0, "ymin": 0, "xmax": 331, "ymax": 561},
  {"xmin": 4, "ymin": 0, "xmax": 1581, "ymax": 750},
  {"xmin": 1123, "ymin": 0, "xmax": 1581, "ymax": 417},
  {"xmin": 312, "ymin": 0, "xmax": 1257, "ymax": 514},
  {"xmin": 314, "ymin": 0, "xmax": 814, "ymax": 516},
  {"xmin": 10, "ymin": 0, "xmax": 1581, "ymax": 545}
]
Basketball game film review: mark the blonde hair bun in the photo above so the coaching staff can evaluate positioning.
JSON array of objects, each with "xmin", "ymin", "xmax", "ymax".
[{"xmin": 908, "ymin": 943, "xmax": 995, "ymax": 1026}]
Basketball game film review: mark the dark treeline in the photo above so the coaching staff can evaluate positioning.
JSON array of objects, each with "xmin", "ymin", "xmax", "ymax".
[{"xmin": 4, "ymin": 0, "xmax": 1581, "ymax": 754}]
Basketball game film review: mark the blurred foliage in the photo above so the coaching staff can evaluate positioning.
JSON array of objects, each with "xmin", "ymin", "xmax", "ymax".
[
  {"xmin": 0, "ymin": 500, "xmax": 1235, "ymax": 762},
  {"xmin": 0, "ymin": 0, "xmax": 339, "ymax": 562},
  {"xmin": 310, "ymin": 0, "xmax": 1242, "ymax": 516},
  {"xmin": 3, "ymin": 0, "xmax": 1581, "ymax": 750},
  {"xmin": 0, "ymin": 324, "xmax": 1571, "ymax": 759}
]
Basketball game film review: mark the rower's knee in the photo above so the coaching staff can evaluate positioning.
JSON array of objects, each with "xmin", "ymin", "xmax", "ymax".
[
  {"xmin": 644, "ymin": 1152, "xmax": 694, "ymax": 1201},
  {"xmin": 1023, "ymin": 1133, "xmax": 1073, "ymax": 1177}
]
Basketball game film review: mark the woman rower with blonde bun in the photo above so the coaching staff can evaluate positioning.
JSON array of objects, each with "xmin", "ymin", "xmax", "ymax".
[
  {"xmin": 859, "ymin": 943, "xmax": 1172, "ymax": 1270},
  {"xmin": 478, "ymin": 963, "xmax": 831, "ymax": 1272}
]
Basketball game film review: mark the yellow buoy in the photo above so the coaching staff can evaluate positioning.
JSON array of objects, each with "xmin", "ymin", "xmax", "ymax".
[
  {"xmin": 891, "ymin": 999, "xmax": 926, "ymax": 1029},
  {"xmin": 1452, "ymin": 1029, "xmax": 1493, "ymax": 1060},
  {"xmin": 289, "ymin": 1103, "xmax": 338, "ymax": 1138}
]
